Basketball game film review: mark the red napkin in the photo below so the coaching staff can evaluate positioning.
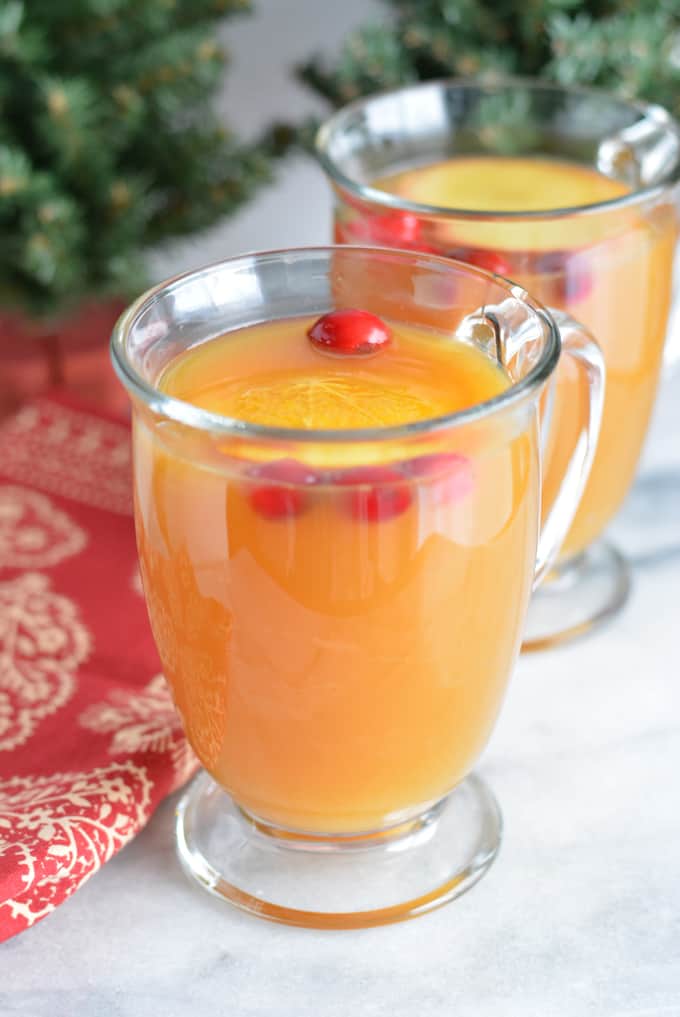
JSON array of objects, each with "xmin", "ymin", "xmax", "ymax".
[{"xmin": 0, "ymin": 394, "xmax": 197, "ymax": 942}]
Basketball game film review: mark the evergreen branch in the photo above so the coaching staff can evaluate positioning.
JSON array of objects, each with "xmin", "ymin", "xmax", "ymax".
[
  {"xmin": 295, "ymin": 0, "xmax": 680, "ymax": 144},
  {"xmin": 0, "ymin": 0, "xmax": 272, "ymax": 318},
  {"xmin": 0, "ymin": 144, "xmax": 32, "ymax": 201}
]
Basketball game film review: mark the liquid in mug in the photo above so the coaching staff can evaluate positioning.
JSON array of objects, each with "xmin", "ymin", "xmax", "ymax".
[
  {"xmin": 134, "ymin": 313, "xmax": 540, "ymax": 833},
  {"xmin": 339, "ymin": 156, "xmax": 677, "ymax": 557}
]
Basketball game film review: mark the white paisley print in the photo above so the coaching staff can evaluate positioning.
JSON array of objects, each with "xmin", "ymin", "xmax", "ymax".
[
  {"xmin": 0, "ymin": 485, "xmax": 87, "ymax": 569},
  {"xmin": 0, "ymin": 400, "xmax": 132, "ymax": 515},
  {"xmin": 79, "ymin": 674, "xmax": 196, "ymax": 783},
  {"xmin": 0, "ymin": 763, "xmax": 152, "ymax": 928},
  {"xmin": 0, "ymin": 573, "xmax": 90, "ymax": 751}
]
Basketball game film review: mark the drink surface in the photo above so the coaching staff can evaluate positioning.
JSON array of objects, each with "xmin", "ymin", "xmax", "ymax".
[
  {"xmin": 134, "ymin": 315, "xmax": 539, "ymax": 833},
  {"xmin": 376, "ymin": 156, "xmax": 630, "ymax": 213},
  {"xmin": 349, "ymin": 156, "xmax": 677, "ymax": 556},
  {"xmin": 160, "ymin": 316, "xmax": 509, "ymax": 428}
]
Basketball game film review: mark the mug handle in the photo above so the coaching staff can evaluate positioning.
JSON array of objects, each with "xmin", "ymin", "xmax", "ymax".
[{"xmin": 533, "ymin": 309, "xmax": 606, "ymax": 588}]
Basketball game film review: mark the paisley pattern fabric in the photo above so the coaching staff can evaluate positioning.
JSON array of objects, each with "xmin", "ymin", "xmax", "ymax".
[{"xmin": 0, "ymin": 396, "xmax": 197, "ymax": 942}]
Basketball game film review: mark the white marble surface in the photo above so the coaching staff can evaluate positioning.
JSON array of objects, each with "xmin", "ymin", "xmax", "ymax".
[{"xmin": 5, "ymin": 2, "xmax": 680, "ymax": 1013}]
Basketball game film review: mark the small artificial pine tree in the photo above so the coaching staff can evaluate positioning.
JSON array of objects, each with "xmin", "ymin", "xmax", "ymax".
[
  {"xmin": 0, "ymin": 0, "xmax": 274, "ymax": 320},
  {"xmin": 299, "ymin": 0, "xmax": 680, "ymax": 123}
]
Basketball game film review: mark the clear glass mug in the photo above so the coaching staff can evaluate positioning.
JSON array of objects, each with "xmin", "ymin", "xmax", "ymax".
[
  {"xmin": 111, "ymin": 246, "xmax": 603, "ymax": 928},
  {"xmin": 316, "ymin": 78, "xmax": 680, "ymax": 648}
]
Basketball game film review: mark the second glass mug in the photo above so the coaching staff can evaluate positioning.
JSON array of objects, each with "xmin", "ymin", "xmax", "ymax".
[
  {"xmin": 316, "ymin": 77, "xmax": 680, "ymax": 648},
  {"xmin": 112, "ymin": 247, "xmax": 603, "ymax": 928}
]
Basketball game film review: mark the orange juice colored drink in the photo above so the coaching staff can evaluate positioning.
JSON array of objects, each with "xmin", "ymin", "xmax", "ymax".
[
  {"xmin": 134, "ymin": 314, "xmax": 539, "ymax": 833},
  {"xmin": 343, "ymin": 156, "xmax": 678, "ymax": 557}
]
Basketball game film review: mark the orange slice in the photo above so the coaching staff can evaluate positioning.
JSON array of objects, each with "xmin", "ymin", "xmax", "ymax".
[
  {"xmin": 379, "ymin": 157, "xmax": 630, "ymax": 213},
  {"xmin": 199, "ymin": 372, "xmax": 452, "ymax": 430}
]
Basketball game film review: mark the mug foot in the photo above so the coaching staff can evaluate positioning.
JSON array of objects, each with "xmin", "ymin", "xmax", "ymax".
[
  {"xmin": 176, "ymin": 770, "xmax": 501, "ymax": 929},
  {"xmin": 523, "ymin": 540, "xmax": 631, "ymax": 652}
]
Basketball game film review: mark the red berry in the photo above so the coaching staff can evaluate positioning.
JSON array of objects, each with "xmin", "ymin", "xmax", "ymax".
[
  {"xmin": 404, "ymin": 453, "xmax": 474, "ymax": 505},
  {"xmin": 308, "ymin": 309, "xmax": 391, "ymax": 355},
  {"xmin": 336, "ymin": 212, "xmax": 442, "ymax": 255},
  {"xmin": 465, "ymin": 248, "xmax": 514, "ymax": 278},
  {"xmin": 335, "ymin": 465, "xmax": 412, "ymax": 522},
  {"xmin": 248, "ymin": 458, "xmax": 319, "ymax": 520},
  {"xmin": 340, "ymin": 208, "xmax": 423, "ymax": 247},
  {"xmin": 368, "ymin": 210, "xmax": 422, "ymax": 247}
]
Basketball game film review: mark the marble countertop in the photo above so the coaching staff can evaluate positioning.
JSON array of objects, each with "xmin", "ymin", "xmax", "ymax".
[{"xmin": 5, "ymin": 2, "xmax": 680, "ymax": 1013}]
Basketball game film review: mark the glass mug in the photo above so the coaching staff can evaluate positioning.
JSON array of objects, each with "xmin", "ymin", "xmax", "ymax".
[
  {"xmin": 316, "ymin": 78, "xmax": 680, "ymax": 649},
  {"xmin": 111, "ymin": 247, "xmax": 603, "ymax": 928}
]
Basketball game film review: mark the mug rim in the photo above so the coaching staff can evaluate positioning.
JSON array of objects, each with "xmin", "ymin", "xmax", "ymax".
[
  {"xmin": 315, "ymin": 74, "xmax": 680, "ymax": 222},
  {"xmin": 110, "ymin": 245, "xmax": 560, "ymax": 444}
]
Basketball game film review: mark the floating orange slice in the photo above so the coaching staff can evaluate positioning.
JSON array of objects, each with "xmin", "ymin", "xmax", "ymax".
[{"xmin": 213, "ymin": 372, "xmax": 452, "ymax": 430}]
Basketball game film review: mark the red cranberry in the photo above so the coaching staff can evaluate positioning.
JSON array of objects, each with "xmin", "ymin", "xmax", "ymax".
[
  {"xmin": 368, "ymin": 210, "xmax": 422, "ymax": 247},
  {"xmin": 340, "ymin": 208, "xmax": 423, "ymax": 247},
  {"xmin": 337, "ymin": 212, "xmax": 443, "ymax": 256},
  {"xmin": 248, "ymin": 458, "xmax": 319, "ymax": 520},
  {"xmin": 465, "ymin": 248, "xmax": 514, "ymax": 278},
  {"xmin": 335, "ymin": 465, "xmax": 412, "ymax": 522},
  {"xmin": 405, "ymin": 453, "xmax": 474, "ymax": 505},
  {"xmin": 308, "ymin": 309, "xmax": 391, "ymax": 355}
]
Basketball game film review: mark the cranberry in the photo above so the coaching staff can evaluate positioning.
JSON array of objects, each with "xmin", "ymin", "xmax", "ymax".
[
  {"xmin": 465, "ymin": 248, "xmax": 514, "ymax": 278},
  {"xmin": 368, "ymin": 210, "xmax": 422, "ymax": 247},
  {"xmin": 248, "ymin": 458, "xmax": 319, "ymax": 520},
  {"xmin": 337, "ymin": 212, "xmax": 443, "ymax": 256},
  {"xmin": 341, "ymin": 208, "xmax": 423, "ymax": 247},
  {"xmin": 536, "ymin": 250, "xmax": 592, "ymax": 303},
  {"xmin": 335, "ymin": 465, "xmax": 412, "ymax": 522},
  {"xmin": 308, "ymin": 309, "xmax": 391, "ymax": 355},
  {"xmin": 404, "ymin": 453, "xmax": 474, "ymax": 505}
]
